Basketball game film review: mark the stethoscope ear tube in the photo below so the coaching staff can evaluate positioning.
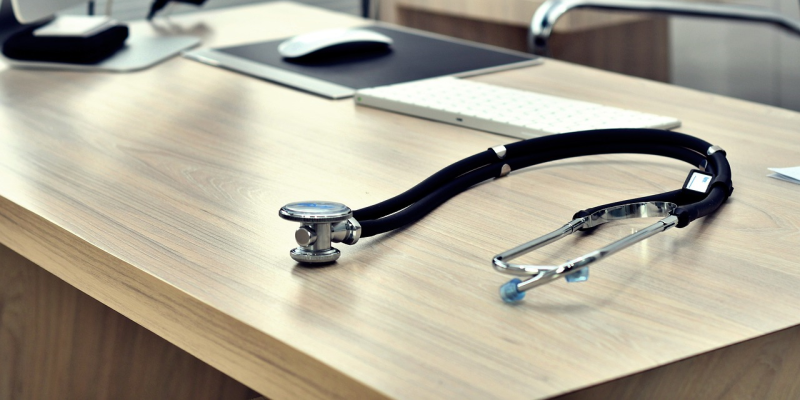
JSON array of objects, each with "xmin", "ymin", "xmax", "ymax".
[
  {"xmin": 357, "ymin": 161, "xmax": 503, "ymax": 237},
  {"xmin": 352, "ymin": 129, "xmax": 718, "ymax": 227},
  {"xmin": 356, "ymin": 140, "xmax": 723, "ymax": 237},
  {"xmin": 353, "ymin": 151, "xmax": 498, "ymax": 222}
]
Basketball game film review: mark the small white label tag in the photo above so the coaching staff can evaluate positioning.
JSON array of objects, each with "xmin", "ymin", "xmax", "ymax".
[{"xmin": 685, "ymin": 171, "xmax": 713, "ymax": 193}]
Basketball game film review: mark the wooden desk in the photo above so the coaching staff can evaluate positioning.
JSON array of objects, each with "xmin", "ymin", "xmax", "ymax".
[{"xmin": 2, "ymin": 2, "xmax": 800, "ymax": 399}]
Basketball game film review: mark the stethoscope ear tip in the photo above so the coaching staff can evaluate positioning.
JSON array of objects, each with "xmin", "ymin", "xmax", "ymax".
[
  {"xmin": 565, "ymin": 267, "xmax": 589, "ymax": 283},
  {"xmin": 500, "ymin": 278, "xmax": 526, "ymax": 303}
]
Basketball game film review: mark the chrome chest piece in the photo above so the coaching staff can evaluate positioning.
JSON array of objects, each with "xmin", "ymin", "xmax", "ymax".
[{"xmin": 278, "ymin": 201, "xmax": 361, "ymax": 264}]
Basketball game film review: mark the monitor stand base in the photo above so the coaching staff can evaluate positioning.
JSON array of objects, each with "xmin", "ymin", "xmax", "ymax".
[{"xmin": 2, "ymin": 33, "xmax": 201, "ymax": 72}]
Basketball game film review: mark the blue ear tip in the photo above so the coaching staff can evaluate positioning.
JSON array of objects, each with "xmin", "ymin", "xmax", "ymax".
[
  {"xmin": 565, "ymin": 267, "xmax": 589, "ymax": 283},
  {"xmin": 500, "ymin": 278, "xmax": 526, "ymax": 303}
]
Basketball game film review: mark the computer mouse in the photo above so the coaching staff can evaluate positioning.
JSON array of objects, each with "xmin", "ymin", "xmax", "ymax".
[{"xmin": 278, "ymin": 28, "xmax": 393, "ymax": 59}]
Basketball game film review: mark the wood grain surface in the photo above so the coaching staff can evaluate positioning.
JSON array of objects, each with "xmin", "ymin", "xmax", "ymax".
[
  {"xmin": 1, "ymin": 2, "xmax": 799, "ymax": 399},
  {"xmin": 0, "ymin": 244, "xmax": 254, "ymax": 400},
  {"xmin": 556, "ymin": 323, "xmax": 800, "ymax": 399}
]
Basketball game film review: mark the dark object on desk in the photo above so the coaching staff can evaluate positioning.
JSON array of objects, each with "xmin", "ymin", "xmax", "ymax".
[
  {"xmin": 2, "ymin": 23, "xmax": 129, "ymax": 64},
  {"xmin": 147, "ymin": 0, "xmax": 206, "ymax": 20},
  {"xmin": 183, "ymin": 25, "xmax": 539, "ymax": 99}
]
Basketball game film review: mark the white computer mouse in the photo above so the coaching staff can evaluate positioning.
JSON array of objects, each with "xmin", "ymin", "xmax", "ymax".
[{"xmin": 278, "ymin": 28, "xmax": 393, "ymax": 59}]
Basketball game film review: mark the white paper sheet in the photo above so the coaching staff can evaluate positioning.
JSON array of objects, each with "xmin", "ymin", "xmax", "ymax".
[{"xmin": 768, "ymin": 166, "xmax": 800, "ymax": 184}]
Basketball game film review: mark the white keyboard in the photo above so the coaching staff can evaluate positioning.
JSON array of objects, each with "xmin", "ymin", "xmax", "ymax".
[{"xmin": 355, "ymin": 77, "xmax": 681, "ymax": 139}]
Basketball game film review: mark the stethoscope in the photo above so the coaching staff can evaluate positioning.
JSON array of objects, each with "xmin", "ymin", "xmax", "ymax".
[{"xmin": 279, "ymin": 128, "xmax": 733, "ymax": 303}]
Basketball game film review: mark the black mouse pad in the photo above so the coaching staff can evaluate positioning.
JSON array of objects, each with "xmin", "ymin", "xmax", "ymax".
[{"xmin": 184, "ymin": 25, "xmax": 539, "ymax": 99}]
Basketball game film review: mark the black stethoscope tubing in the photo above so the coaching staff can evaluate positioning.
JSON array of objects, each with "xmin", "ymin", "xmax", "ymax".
[{"xmin": 354, "ymin": 128, "xmax": 733, "ymax": 238}]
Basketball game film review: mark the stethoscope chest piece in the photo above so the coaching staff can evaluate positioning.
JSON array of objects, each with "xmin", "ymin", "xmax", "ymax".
[{"xmin": 279, "ymin": 201, "xmax": 361, "ymax": 264}]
